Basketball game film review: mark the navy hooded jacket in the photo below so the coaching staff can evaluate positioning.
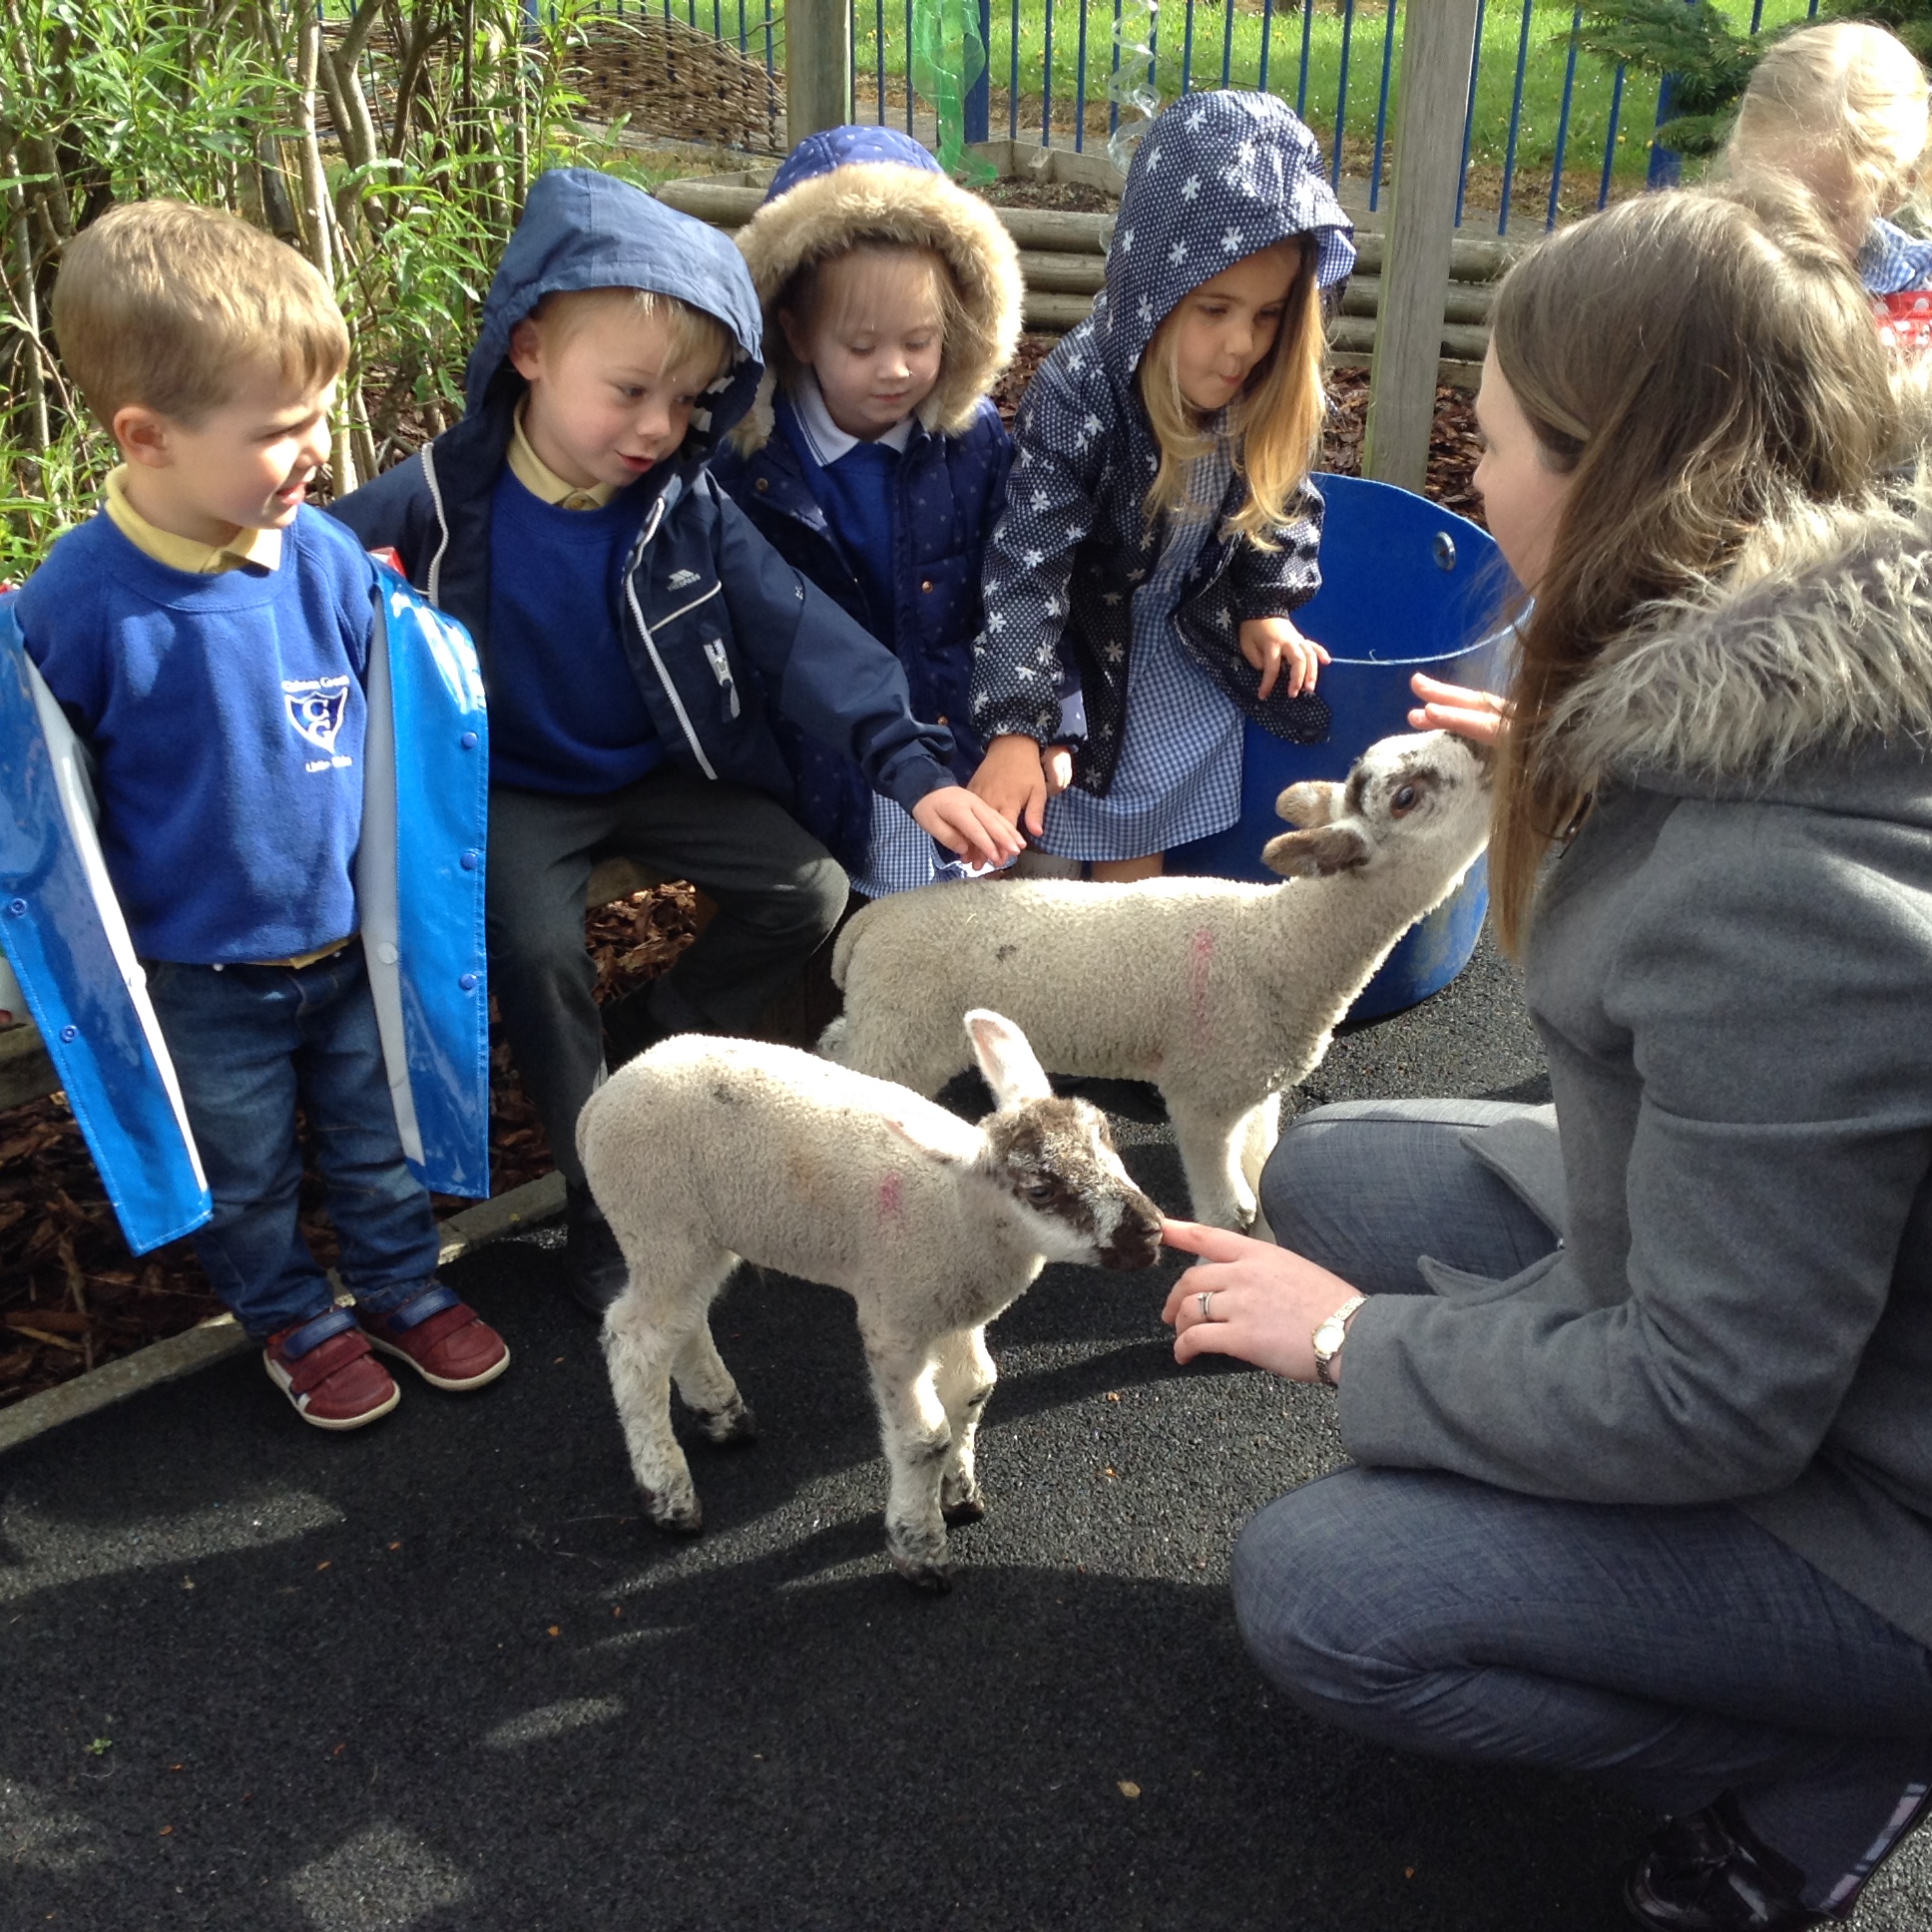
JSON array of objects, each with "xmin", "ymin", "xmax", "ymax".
[
  {"xmin": 329, "ymin": 168, "xmax": 957, "ymax": 819},
  {"xmin": 970, "ymin": 93, "xmax": 1355, "ymax": 794},
  {"xmin": 710, "ymin": 126, "xmax": 1018, "ymax": 873}
]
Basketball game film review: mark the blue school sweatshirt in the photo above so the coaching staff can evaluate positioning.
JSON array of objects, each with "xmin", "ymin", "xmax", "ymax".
[{"xmin": 14, "ymin": 507, "xmax": 375, "ymax": 964}]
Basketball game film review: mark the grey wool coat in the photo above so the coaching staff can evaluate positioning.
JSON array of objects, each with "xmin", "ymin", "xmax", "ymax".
[{"xmin": 1339, "ymin": 486, "xmax": 1932, "ymax": 1651}]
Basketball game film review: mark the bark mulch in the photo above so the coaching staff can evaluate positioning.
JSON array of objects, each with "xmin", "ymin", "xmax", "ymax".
[{"xmin": 0, "ymin": 367, "xmax": 1484, "ymax": 1414}]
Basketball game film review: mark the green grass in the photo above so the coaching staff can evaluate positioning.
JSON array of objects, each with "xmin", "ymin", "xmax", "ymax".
[{"xmin": 833, "ymin": 0, "xmax": 1820, "ymax": 220}]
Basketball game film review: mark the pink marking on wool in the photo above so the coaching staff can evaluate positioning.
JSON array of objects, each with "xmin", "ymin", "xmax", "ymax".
[
  {"xmin": 877, "ymin": 1171, "xmax": 905, "ymax": 1227},
  {"xmin": 1187, "ymin": 927, "xmax": 1215, "ymax": 1049}
]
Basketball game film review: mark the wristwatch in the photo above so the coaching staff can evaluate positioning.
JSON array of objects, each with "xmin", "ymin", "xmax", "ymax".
[{"xmin": 1311, "ymin": 1294, "xmax": 1367, "ymax": 1388}]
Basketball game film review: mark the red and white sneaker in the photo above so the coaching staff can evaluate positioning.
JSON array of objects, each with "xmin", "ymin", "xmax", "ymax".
[
  {"xmin": 262, "ymin": 1307, "xmax": 400, "ymax": 1430},
  {"xmin": 359, "ymin": 1283, "xmax": 509, "ymax": 1392}
]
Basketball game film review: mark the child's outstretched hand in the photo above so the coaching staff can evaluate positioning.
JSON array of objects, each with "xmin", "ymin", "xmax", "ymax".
[
  {"xmin": 969, "ymin": 734, "xmax": 1053, "ymax": 839},
  {"xmin": 1407, "ymin": 672, "xmax": 1510, "ymax": 746},
  {"xmin": 913, "ymin": 784, "xmax": 1026, "ymax": 871},
  {"xmin": 1239, "ymin": 617, "xmax": 1330, "ymax": 701}
]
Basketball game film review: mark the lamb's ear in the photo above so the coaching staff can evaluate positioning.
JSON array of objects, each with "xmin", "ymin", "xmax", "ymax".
[
  {"xmin": 1262, "ymin": 823, "xmax": 1371, "ymax": 877},
  {"xmin": 881, "ymin": 1114, "xmax": 971, "ymax": 1168},
  {"xmin": 1274, "ymin": 779, "xmax": 1338, "ymax": 828},
  {"xmin": 964, "ymin": 1008, "xmax": 1053, "ymax": 1108}
]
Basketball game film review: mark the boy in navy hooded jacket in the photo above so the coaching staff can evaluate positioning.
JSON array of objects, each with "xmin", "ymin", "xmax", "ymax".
[{"xmin": 332, "ymin": 170, "xmax": 1020, "ymax": 1313}]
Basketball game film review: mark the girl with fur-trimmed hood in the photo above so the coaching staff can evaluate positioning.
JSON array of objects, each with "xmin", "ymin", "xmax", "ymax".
[{"xmin": 713, "ymin": 127, "xmax": 1023, "ymax": 895}]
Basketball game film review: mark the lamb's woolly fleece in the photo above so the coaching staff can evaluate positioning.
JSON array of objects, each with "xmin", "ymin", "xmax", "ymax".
[
  {"xmin": 1549, "ymin": 477, "xmax": 1932, "ymax": 790},
  {"xmin": 731, "ymin": 162, "xmax": 1023, "ymax": 445}
]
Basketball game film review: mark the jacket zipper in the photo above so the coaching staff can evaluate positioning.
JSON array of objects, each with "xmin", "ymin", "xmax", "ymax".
[
  {"xmin": 703, "ymin": 639, "xmax": 740, "ymax": 719},
  {"xmin": 623, "ymin": 495, "xmax": 720, "ymax": 779},
  {"xmin": 420, "ymin": 445, "xmax": 452, "ymax": 609}
]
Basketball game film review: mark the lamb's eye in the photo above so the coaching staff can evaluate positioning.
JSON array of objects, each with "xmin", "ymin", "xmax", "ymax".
[
  {"xmin": 1023, "ymin": 1181, "xmax": 1059, "ymax": 1205},
  {"xmin": 1390, "ymin": 783, "xmax": 1419, "ymax": 815}
]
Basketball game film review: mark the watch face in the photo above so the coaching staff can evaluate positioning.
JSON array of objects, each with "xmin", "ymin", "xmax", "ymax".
[{"xmin": 1314, "ymin": 1315, "xmax": 1345, "ymax": 1352}]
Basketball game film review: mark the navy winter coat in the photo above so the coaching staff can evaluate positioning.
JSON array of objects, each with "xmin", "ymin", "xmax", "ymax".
[
  {"xmin": 329, "ymin": 168, "xmax": 957, "ymax": 821},
  {"xmin": 970, "ymin": 93, "xmax": 1356, "ymax": 794},
  {"xmin": 711, "ymin": 401, "xmax": 1011, "ymax": 869},
  {"xmin": 714, "ymin": 125, "xmax": 1023, "ymax": 872}
]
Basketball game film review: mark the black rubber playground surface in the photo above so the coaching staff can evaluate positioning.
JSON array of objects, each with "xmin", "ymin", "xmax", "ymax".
[{"xmin": 3, "ymin": 939, "xmax": 1928, "ymax": 1931}]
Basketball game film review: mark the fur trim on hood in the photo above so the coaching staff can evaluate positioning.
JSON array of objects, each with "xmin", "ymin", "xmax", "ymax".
[
  {"xmin": 731, "ymin": 135, "xmax": 1023, "ymax": 449},
  {"xmin": 1549, "ymin": 476, "xmax": 1932, "ymax": 791}
]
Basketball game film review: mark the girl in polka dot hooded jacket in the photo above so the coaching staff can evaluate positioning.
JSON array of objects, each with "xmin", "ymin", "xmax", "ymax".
[{"xmin": 969, "ymin": 91, "xmax": 1354, "ymax": 877}]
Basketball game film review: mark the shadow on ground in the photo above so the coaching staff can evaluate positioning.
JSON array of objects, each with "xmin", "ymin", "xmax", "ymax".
[{"xmin": 3, "ymin": 939, "xmax": 1925, "ymax": 1929}]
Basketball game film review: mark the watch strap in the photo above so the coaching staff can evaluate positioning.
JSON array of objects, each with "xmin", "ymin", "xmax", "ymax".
[{"xmin": 1312, "ymin": 1293, "xmax": 1368, "ymax": 1388}]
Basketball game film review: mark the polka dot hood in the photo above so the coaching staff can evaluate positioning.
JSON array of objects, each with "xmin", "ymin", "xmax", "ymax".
[
  {"xmin": 1101, "ymin": 90, "xmax": 1354, "ymax": 375},
  {"xmin": 970, "ymin": 92, "xmax": 1355, "ymax": 794}
]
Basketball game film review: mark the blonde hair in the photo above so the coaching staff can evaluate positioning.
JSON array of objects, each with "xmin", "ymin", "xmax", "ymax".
[
  {"xmin": 1727, "ymin": 21, "xmax": 1930, "ymax": 250},
  {"xmin": 52, "ymin": 201, "xmax": 346, "ymax": 428},
  {"xmin": 523, "ymin": 285, "xmax": 734, "ymax": 382},
  {"xmin": 769, "ymin": 242, "xmax": 966, "ymax": 398},
  {"xmin": 1136, "ymin": 237, "xmax": 1325, "ymax": 548},
  {"xmin": 1484, "ymin": 185, "xmax": 1900, "ymax": 951}
]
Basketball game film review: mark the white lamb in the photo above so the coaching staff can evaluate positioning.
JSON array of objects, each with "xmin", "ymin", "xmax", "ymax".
[
  {"xmin": 577, "ymin": 1009, "xmax": 1164, "ymax": 1593},
  {"xmin": 822, "ymin": 730, "xmax": 1493, "ymax": 1231}
]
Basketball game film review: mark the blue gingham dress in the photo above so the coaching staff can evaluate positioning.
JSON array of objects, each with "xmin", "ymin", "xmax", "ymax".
[{"xmin": 1039, "ymin": 428, "xmax": 1242, "ymax": 860}]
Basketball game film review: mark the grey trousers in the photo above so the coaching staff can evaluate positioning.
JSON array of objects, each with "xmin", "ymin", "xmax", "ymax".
[
  {"xmin": 485, "ymin": 771, "xmax": 847, "ymax": 1187},
  {"xmin": 1236, "ymin": 1099, "xmax": 1932, "ymax": 1916}
]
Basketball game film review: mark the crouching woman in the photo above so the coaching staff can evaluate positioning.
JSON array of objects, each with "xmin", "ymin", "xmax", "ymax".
[{"xmin": 1161, "ymin": 186, "xmax": 1932, "ymax": 1930}]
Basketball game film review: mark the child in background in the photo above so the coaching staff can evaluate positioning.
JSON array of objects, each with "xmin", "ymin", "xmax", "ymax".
[
  {"xmin": 970, "ymin": 91, "xmax": 1353, "ymax": 881},
  {"xmin": 1726, "ymin": 20, "xmax": 1932, "ymax": 354},
  {"xmin": 10, "ymin": 203, "xmax": 508, "ymax": 1429},
  {"xmin": 711, "ymin": 126, "xmax": 1022, "ymax": 897},
  {"xmin": 331, "ymin": 170, "xmax": 1020, "ymax": 1317}
]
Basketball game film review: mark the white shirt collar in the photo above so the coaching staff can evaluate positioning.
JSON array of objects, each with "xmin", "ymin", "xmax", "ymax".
[{"xmin": 791, "ymin": 369, "xmax": 917, "ymax": 466}]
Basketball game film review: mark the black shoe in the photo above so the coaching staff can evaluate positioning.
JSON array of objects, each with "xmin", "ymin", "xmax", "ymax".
[
  {"xmin": 562, "ymin": 1182, "xmax": 629, "ymax": 1319},
  {"xmin": 1626, "ymin": 1794, "xmax": 1826, "ymax": 1930}
]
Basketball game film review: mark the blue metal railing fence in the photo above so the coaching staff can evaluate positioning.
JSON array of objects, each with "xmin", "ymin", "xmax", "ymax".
[{"xmin": 557, "ymin": 0, "xmax": 1820, "ymax": 236}]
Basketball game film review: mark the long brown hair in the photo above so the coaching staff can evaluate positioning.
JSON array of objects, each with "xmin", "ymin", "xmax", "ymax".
[
  {"xmin": 1486, "ymin": 185, "xmax": 1900, "ymax": 950},
  {"xmin": 1138, "ymin": 236, "xmax": 1325, "ymax": 547}
]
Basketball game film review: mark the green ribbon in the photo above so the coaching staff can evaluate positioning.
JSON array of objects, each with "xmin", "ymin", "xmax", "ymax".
[{"xmin": 911, "ymin": 0, "xmax": 996, "ymax": 180}]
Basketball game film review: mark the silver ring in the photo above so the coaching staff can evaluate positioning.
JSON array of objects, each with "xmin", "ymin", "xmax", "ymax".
[{"xmin": 1198, "ymin": 1289, "xmax": 1215, "ymax": 1321}]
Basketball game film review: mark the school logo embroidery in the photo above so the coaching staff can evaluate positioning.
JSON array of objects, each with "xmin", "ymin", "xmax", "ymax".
[{"xmin": 284, "ymin": 676, "xmax": 355, "ymax": 770}]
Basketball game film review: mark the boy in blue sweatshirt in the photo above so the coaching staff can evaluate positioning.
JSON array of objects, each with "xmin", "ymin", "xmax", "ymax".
[
  {"xmin": 332, "ymin": 169, "xmax": 1021, "ymax": 1316},
  {"xmin": 11, "ymin": 202, "xmax": 509, "ymax": 1429}
]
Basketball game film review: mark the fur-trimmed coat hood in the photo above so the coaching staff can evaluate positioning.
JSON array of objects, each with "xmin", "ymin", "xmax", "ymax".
[
  {"xmin": 1549, "ymin": 481, "xmax": 1932, "ymax": 802},
  {"xmin": 730, "ymin": 126, "xmax": 1023, "ymax": 448}
]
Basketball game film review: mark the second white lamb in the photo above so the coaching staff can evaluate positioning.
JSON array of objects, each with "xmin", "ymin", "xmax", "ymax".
[{"xmin": 821, "ymin": 730, "xmax": 1493, "ymax": 1229}]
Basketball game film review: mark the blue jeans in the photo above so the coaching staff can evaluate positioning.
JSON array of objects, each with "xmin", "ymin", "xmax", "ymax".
[
  {"xmin": 1236, "ymin": 1100, "xmax": 1932, "ymax": 1915},
  {"xmin": 145, "ymin": 943, "xmax": 441, "ymax": 1338}
]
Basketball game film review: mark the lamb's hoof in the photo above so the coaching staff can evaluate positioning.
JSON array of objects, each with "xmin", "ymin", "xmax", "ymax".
[
  {"xmin": 642, "ymin": 1489, "xmax": 705, "ymax": 1538},
  {"xmin": 890, "ymin": 1552, "xmax": 955, "ymax": 1595},
  {"xmin": 695, "ymin": 1398, "xmax": 758, "ymax": 1447},
  {"xmin": 941, "ymin": 1489, "xmax": 986, "ymax": 1527}
]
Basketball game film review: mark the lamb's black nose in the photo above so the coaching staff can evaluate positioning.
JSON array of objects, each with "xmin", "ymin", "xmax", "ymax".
[{"xmin": 1100, "ymin": 1197, "xmax": 1165, "ymax": 1270}]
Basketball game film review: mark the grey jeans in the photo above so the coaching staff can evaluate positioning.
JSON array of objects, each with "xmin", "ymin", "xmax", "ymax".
[
  {"xmin": 1235, "ymin": 1099, "xmax": 1932, "ymax": 1916},
  {"xmin": 486, "ymin": 771, "xmax": 847, "ymax": 1187}
]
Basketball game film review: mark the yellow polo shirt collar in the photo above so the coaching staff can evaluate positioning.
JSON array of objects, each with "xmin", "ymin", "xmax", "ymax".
[
  {"xmin": 507, "ymin": 403, "xmax": 621, "ymax": 510},
  {"xmin": 102, "ymin": 467, "xmax": 282, "ymax": 574}
]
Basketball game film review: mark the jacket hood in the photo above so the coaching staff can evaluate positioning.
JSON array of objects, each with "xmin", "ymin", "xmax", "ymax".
[
  {"xmin": 730, "ymin": 126, "xmax": 1023, "ymax": 448},
  {"xmin": 465, "ymin": 168, "xmax": 764, "ymax": 457},
  {"xmin": 1549, "ymin": 477, "xmax": 1932, "ymax": 801},
  {"xmin": 1098, "ymin": 90, "xmax": 1354, "ymax": 375}
]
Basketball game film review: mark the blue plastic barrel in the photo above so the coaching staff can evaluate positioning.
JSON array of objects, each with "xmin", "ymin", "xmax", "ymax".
[{"xmin": 1169, "ymin": 473, "xmax": 1515, "ymax": 1020}]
